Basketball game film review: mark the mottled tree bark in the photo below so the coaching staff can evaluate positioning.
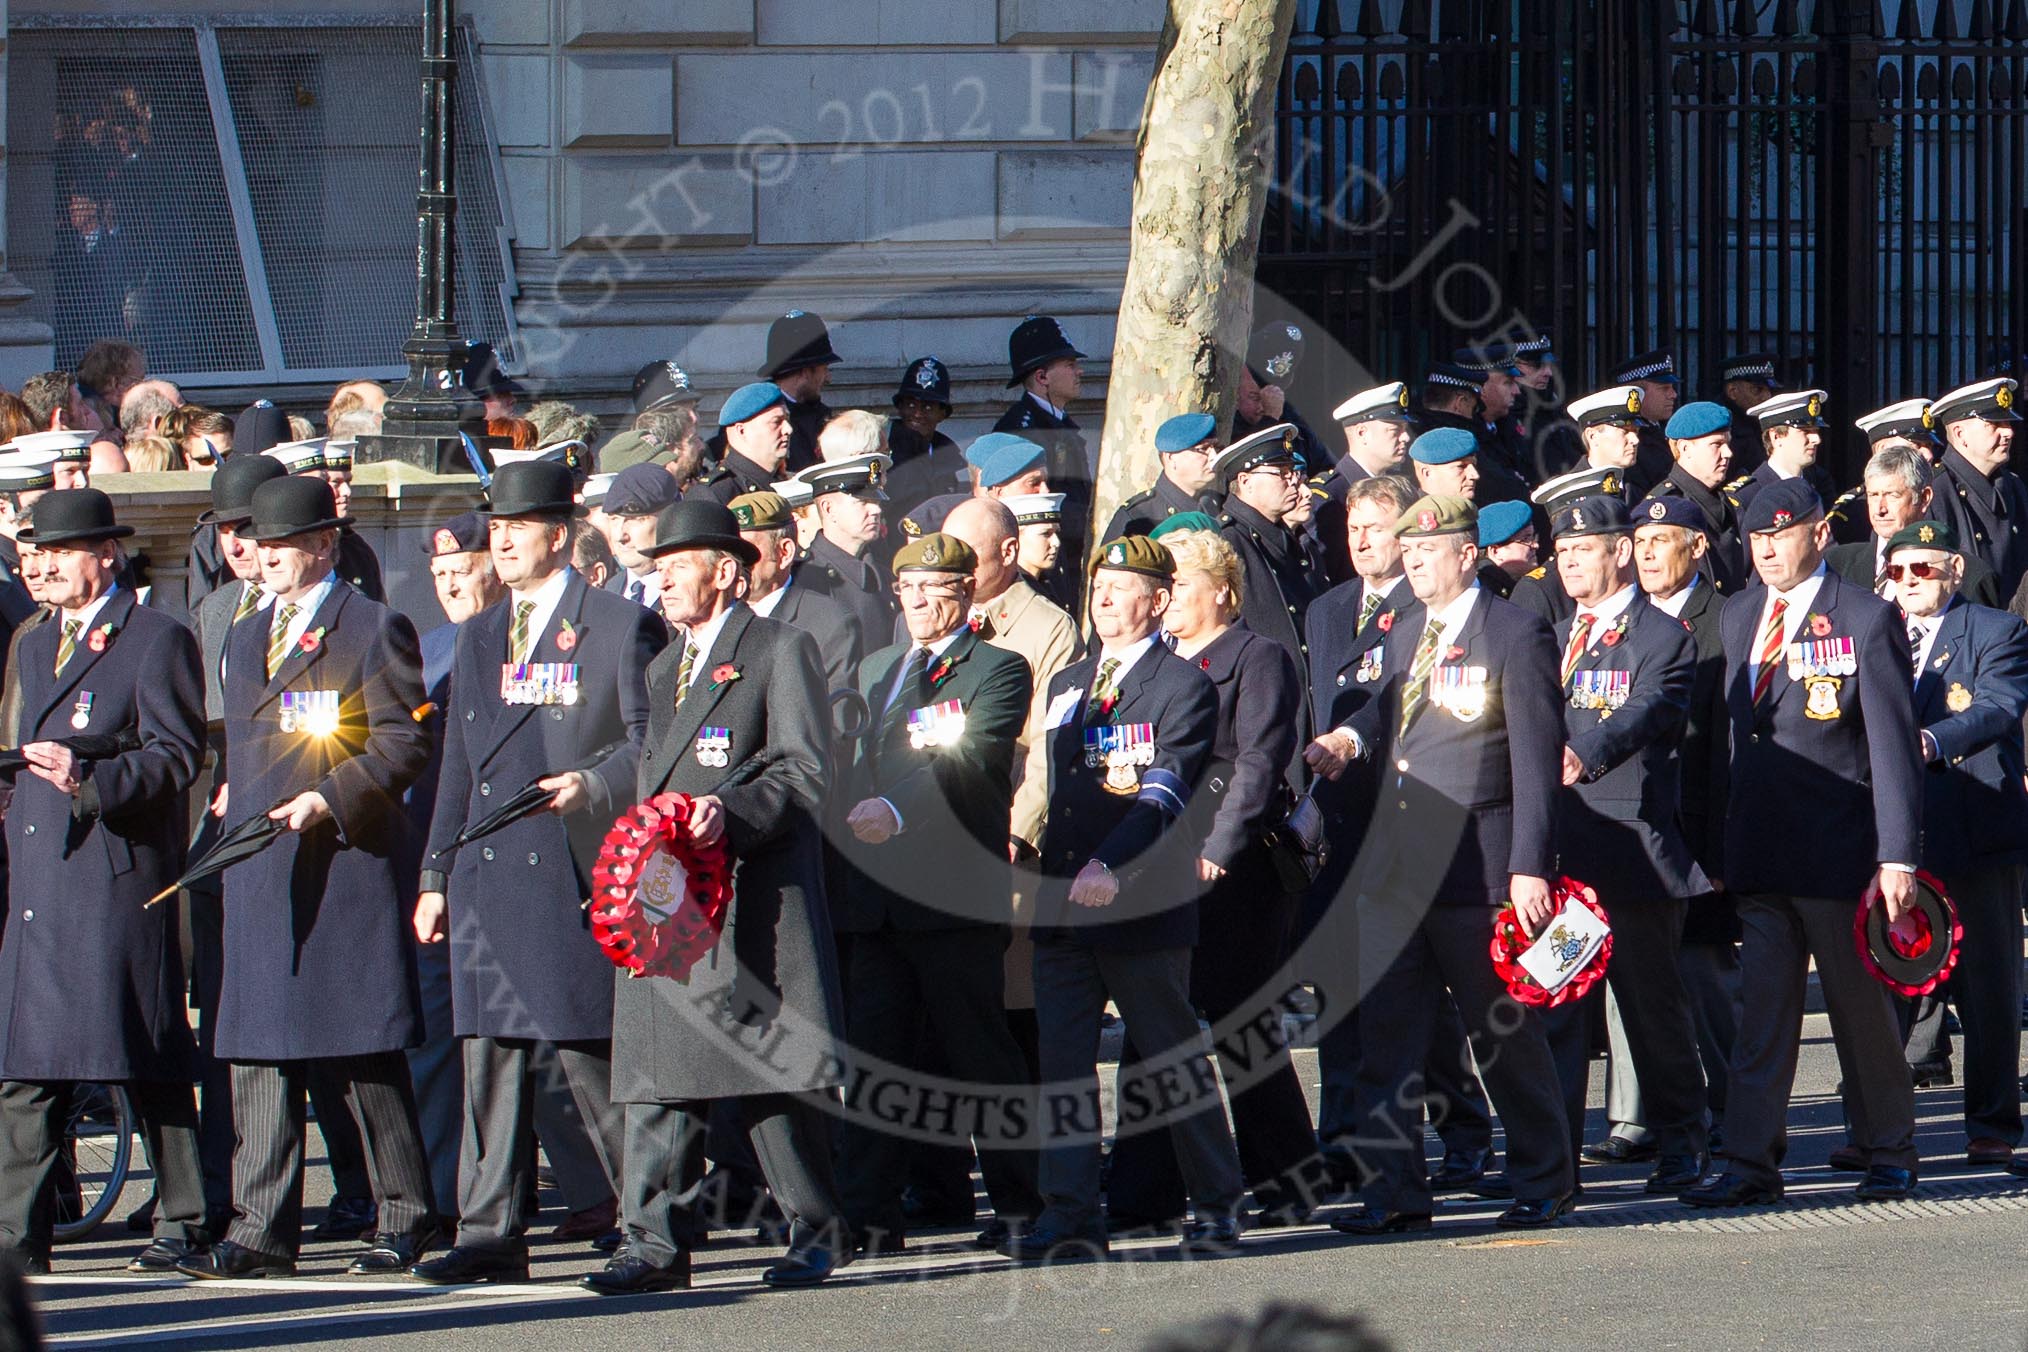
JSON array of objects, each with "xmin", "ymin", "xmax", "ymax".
[{"xmin": 1093, "ymin": 0, "xmax": 1297, "ymax": 557}]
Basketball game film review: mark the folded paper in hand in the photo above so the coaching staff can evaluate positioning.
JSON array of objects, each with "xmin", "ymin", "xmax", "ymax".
[{"xmin": 1516, "ymin": 895, "xmax": 1611, "ymax": 994}]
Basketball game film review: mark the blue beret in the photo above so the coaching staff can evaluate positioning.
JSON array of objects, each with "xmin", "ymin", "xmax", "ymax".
[
  {"xmin": 1409, "ymin": 426, "xmax": 1479, "ymax": 465},
  {"xmin": 975, "ymin": 435, "xmax": 1045, "ymax": 488},
  {"xmin": 1476, "ymin": 499, "xmax": 1535, "ymax": 547},
  {"xmin": 1636, "ymin": 495, "xmax": 1711, "ymax": 534},
  {"xmin": 719, "ymin": 381, "xmax": 788, "ymax": 427},
  {"xmin": 1665, "ymin": 401, "xmax": 1733, "ymax": 440},
  {"xmin": 965, "ymin": 431, "xmax": 1040, "ymax": 471},
  {"xmin": 1740, "ymin": 477, "xmax": 1822, "ymax": 534},
  {"xmin": 1154, "ymin": 413, "xmax": 1217, "ymax": 454}
]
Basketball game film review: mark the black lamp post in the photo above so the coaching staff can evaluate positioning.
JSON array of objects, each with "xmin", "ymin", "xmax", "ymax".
[{"xmin": 357, "ymin": 0, "xmax": 487, "ymax": 473}]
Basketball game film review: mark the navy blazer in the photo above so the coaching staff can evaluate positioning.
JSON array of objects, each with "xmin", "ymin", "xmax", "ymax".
[
  {"xmin": 1034, "ymin": 642, "xmax": 1217, "ymax": 951},
  {"xmin": 1910, "ymin": 597, "xmax": 2028, "ymax": 879},
  {"xmin": 1184, "ymin": 623, "xmax": 1300, "ymax": 870},
  {"xmin": 215, "ymin": 582, "xmax": 431, "ymax": 1060},
  {"xmin": 1349, "ymin": 587, "xmax": 1564, "ymax": 906},
  {"xmin": 1930, "ymin": 449, "xmax": 2028, "ymax": 600},
  {"xmin": 1555, "ymin": 590, "xmax": 1708, "ymax": 901},
  {"xmin": 425, "ymin": 572, "xmax": 666, "ymax": 1041},
  {"xmin": 1720, "ymin": 567, "xmax": 1923, "ymax": 898},
  {"xmin": 0, "ymin": 592, "xmax": 203, "ymax": 1081},
  {"xmin": 838, "ymin": 626, "xmax": 1030, "ymax": 932}
]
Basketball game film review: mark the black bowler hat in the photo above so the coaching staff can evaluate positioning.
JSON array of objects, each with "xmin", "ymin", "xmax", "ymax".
[
  {"xmin": 479, "ymin": 460, "xmax": 584, "ymax": 520},
  {"xmin": 1006, "ymin": 315, "xmax": 1084, "ymax": 387},
  {"xmin": 243, "ymin": 477, "xmax": 351, "ymax": 543},
  {"xmin": 234, "ymin": 400, "xmax": 289, "ymax": 459},
  {"xmin": 642, "ymin": 500, "xmax": 761, "ymax": 565},
  {"xmin": 17, "ymin": 488, "xmax": 134, "ymax": 546},
  {"xmin": 760, "ymin": 311, "xmax": 843, "ymax": 380},
  {"xmin": 198, "ymin": 454, "xmax": 289, "ymax": 527}
]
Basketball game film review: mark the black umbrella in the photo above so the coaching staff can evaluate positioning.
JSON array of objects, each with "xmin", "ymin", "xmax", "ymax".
[
  {"xmin": 436, "ymin": 779, "xmax": 558, "ymax": 855},
  {"xmin": 145, "ymin": 803, "xmax": 290, "ymax": 907},
  {"xmin": 0, "ymin": 730, "xmax": 141, "ymax": 778}
]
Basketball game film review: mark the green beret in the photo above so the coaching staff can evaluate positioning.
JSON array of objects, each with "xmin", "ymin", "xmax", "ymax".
[
  {"xmin": 1148, "ymin": 511, "xmax": 1220, "ymax": 540},
  {"xmin": 1092, "ymin": 535, "xmax": 1175, "ymax": 580},
  {"xmin": 728, "ymin": 491, "xmax": 792, "ymax": 531},
  {"xmin": 1884, "ymin": 519, "xmax": 1960, "ymax": 557},
  {"xmin": 1394, "ymin": 493, "xmax": 1478, "ymax": 538},
  {"xmin": 891, "ymin": 532, "xmax": 977, "ymax": 576}
]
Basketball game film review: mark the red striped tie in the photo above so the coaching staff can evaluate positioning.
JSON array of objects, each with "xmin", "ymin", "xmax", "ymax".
[{"xmin": 1751, "ymin": 597, "xmax": 1789, "ymax": 708}]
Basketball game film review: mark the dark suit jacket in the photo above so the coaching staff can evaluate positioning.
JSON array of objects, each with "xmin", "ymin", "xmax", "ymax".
[
  {"xmin": 425, "ymin": 573, "xmax": 666, "ymax": 1040},
  {"xmin": 1349, "ymin": 588, "xmax": 1563, "ymax": 906},
  {"xmin": 1555, "ymin": 591, "xmax": 1707, "ymax": 901},
  {"xmin": 770, "ymin": 575, "xmax": 864, "ymax": 691},
  {"xmin": 1187, "ymin": 623, "xmax": 1300, "ymax": 870},
  {"xmin": 1218, "ymin": 499, "xmax": 1320, "ymax": 685},
  {"xmin": 688, "ymin": 451, "xmax": 779, "ymax": 507},
  {"xmin": 0, "ymin": 592, "xmax": 202, "ymax": 1081},
  {"xmin": 1668, "ymin": 580, "xmax": 1738, "ymax": 943},
  {"xmin": 1910, "ymin": 597, "xmax": 2028, "ymax": 879},
  {"xmin": 214, "ymin": 581, "xmax": 432, "ymax": 1060},
  {"xmin": 1034, "ymin": 642, "xmax": 1217, "ymax": 951},
  {"xmin": 1104, "ymin": 474, "xmax": 1211, "ymax": 547},
  {"xmin": 837, "ymin": 626, "xmax": 1030, "ymax": 932},
  {"xmin": 1930, "ymin": 448, "xmax": 2028, "ymax": 600},
  {"xmin": 1720, "ymin": 567, "xmax": 1923, "ymax": 897},
  {"xmin": 610, "ymin": 603, "xmax": 844, "ymax": 1102},
  {"xmin": 1826, "ymin": 538, "xmax": 2003, "ymax": 609},
  {"xmin": 1305, "ymin": 579, "xmax": 1421, "ymax": 903}
]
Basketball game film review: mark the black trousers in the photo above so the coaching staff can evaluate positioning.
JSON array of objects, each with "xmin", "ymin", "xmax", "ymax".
[
  {"xmin": 1351, "ymin": 894, "xmax": 1573, "ymax": 1214},
  {"xmin": 454, "ymin": 1037, "xmax": 624, "ymax": 1248},
  {"xmin": 1106, "ymin": 874, "xmax": 1320, "ymax": 1220},
  {"xmin": 1724, "ymin": 893, "xmax": 1917, "ymax": 1188},
  {"xmin": 1545, "ymin": 896, "xmax": 1709, "ymax": 1162},
  {"xmin": 1900, "ymin": 861, "xmax": 2024, "ymax": 1146},
  {"xmin": 834, "ymin": 926, "xmax": 1040, "ymax": 1234},
  {"xmin": 0, "ymin": 1078, "xmax": 206, "ymax": 1257},
  {"xmin": 226, "ymin": 1053, "xmax": 436, "ymax": 1257},
  {"xmin": 620, "ymin": 1092, "xmax": 844, "ymax": 1265}
]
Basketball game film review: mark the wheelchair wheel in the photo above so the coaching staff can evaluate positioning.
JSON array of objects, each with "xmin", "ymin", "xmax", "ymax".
[{"xmin": 53, "ymin": 1083, "xmax": 134, "ymax": 1244}]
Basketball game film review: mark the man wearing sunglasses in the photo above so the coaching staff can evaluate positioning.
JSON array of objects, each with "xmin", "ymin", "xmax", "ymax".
[
  {"xmin": 1212, "ymin": 424, "xmax": 1321, "ymax": 687},
  {"xmin": 1878, "ymin": 520, "xmax": 2028, "ymax": 1171}
]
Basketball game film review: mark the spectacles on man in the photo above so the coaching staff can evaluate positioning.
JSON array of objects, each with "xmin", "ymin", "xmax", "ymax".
[
  {"xmin": 1883, "ymin": 560, "xmax": 1946, "ymax": 581},
  {"xmin": 893, "ymin": 579, "xmax": 967, "ymax": 601},
  {"xmin": 1242, "ymin": 464, "xmax": 1304, "ymax": 482}
]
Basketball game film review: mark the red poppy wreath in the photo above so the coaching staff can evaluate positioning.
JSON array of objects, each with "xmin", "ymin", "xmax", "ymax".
[
  {"xmin": 1488, "ymin": 876, "xmax": 1612, "ymax": 1008},
  {"xmin": 589, "ymin": 793, "xmax": 734, "ymax": 980}
]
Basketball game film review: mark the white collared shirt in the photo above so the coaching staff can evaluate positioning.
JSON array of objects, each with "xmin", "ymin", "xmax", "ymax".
[
  {"xmin": 58, "ymin": 585, "xmax": 117, "ymax": 638},
  {"xmin": 1907, "ymin": 600, "xmax": 1951, "ymax": 678},
  {"xmin": 677, "ymin": 603, "xmax": 739, "ymax": 694},
  {"xmin": 1093, "ymin": 632, "xmax": 1161, "ymax": 694},
  {"xmin": 884, "ymin": 624, "xmax": 969, "ymax": 714},
  {"xmin": 1361, "ymin": 573, "xmax": 1404, "ymax": 615},
  {"xmin": 1571, "ymin": 582, "xmax": 1638, "ymax": 635},
  {"xmin": 622, "ymin": 568, "xmax": 658, "ymax": 608},
  {"xmin": 750, "ymin": 576, "xmax": 791, "ymax": 619},
  {"xmin": 1424, "ymin": 582, "xmax": 1484, "ymax": 651},
  {"xmin": 505, "ymin": 566, "xmax": 574, "ymax": 660},
  {"xmin": 270, "ymin": 573, "xmax": 337, "ymax": 657},
  {"xmin": 1750, "ymin": 564, "xmax": 1827, "ymax": 673},
  {"xmin": 1648, "ymin": 573, "xmax": 1700, "ymax": 619}
]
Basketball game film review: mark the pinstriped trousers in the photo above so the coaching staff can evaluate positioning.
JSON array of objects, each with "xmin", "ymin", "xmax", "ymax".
[{"xmin": 226, "ymin": 1053, "xmax": 435, "ymax": 1257}]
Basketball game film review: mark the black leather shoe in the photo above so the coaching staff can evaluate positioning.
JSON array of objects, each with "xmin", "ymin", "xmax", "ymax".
[
  {"xmin": 350, "ymin": 1226, "xmax": 439, "ymax": 1276},
  {"xmin": 1644, "ymin": 1154, "xmax": 1709, "ymax": 1195},
  {"xmin": 999, "ymin": 1225, "xmax": 1109, "ymax": 1263},
  {"xmin": 580, "ymin": 1249, "xmax": 691, "ymax": 1294},
  {"xmin": 972, "ymin": 1218, "xmax": 1012, "ymax": 1250},
  {"xmin": 1826, "ymin": 1145, "xmax": 1869, "ymax": 1172},
  {"xmin": 852, "ymin": 1226, "xmax": 907, "ymax": 1256},
  {"xmin": 1580, "ymin": 1135, "xmax": 1656, "ymax": 1164},
  {"xmin": 309, "ymin": 1195, "xmax": 377, "ymax": 1242},
  {"xmin": 1854, "ymin": 1165, "xmax": 1915, "ymax": 1201},
  {"xmin": 1430, "ymin": 1147, "xmax": 1493, "ymax": 1188},
  {"xmin": 1910, "ymin": 1059, "xmax": 1954, "ymax": 1089},
  {"xmin": 1330, "ymin": 1208, "xmax": 1432, "ymax": 1237},
  {"xmin": 125, "ymin": 1198, "xmax": 157, "ymax": 1234},
  {"xmin": 128, "ymin": 1238, "xmax": 206, "ymax": 1273},
  {"xmin": 408, "ymin": 1244, "xmax": 529, "ymax": 1286},
  {"xmin": 591, "ymin": 1228, "xmax": 623, "ymax": 1252},
  {"xmin": 176, "ymin": 1239, "xmax": 294, "ymax": 1279},
  {"xmin": 1681, "ymin": 1173, "xmax": 1781, "ymax": 1208},
  {"xmin": 1495, "ymin": 1195, "xmax": 1574, "ymax": 1228},
  {"xmin": 1177, "ymin": 1215, "xmax": 1242, "ymax": 1256},
  {"xmin": 761, "ymin": 1242, "xmax": 844, "ymax": 1287}
]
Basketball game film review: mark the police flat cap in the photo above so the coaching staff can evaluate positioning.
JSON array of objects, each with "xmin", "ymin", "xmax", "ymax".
[
  {"xmin": 1611, "ymin": 349, "xmax": 1679, "ymax": 385},
  {"xmin": 1720, "ymin": 352, "xmax": 1783, "ymax": 388}
]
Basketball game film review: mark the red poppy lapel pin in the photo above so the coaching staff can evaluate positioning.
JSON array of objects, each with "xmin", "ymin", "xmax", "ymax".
[
  {"xmin": 1377, "ymin": 611, "xmax": 1394, "ymax": 634},
  {"xmin": 298, "ymin": 626, "xmax": 326, "ymax": 656},
  {"xmin": 1600, "ymin": 615, "xmax": 1629, "ymax": 648},
  {"xmin": 928, "ymin": 655, "xmax": 956, "ymax": 687},
  {"xmin": 86, "ymin": 621, "xmax": 116, "ymax": 653},
  {"xmin": 556, "ymin": 618, "xmax": 578, "ymax": 653},
  {"xmin": 1444, "ymin": 644, "xmax": 1466, "ymax": 663},
  {"xmin": 1808, "ymin": 612, "xmax": 1832, "ymax": 638},
  {"xmin": 708, "ymin": 663, "xmax": 741, "ymax": 693}
]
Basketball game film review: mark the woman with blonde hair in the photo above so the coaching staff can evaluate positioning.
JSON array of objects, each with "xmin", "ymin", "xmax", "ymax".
[{"xmin": 1103, "ymin": 520, "xmax": 1320, "ymax": 1228}]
